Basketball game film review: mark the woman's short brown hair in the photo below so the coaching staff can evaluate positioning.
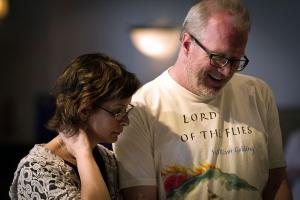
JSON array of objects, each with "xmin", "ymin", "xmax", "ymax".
[{"xmin": 46, "ymin": 53, "xmax": 141, "ymax": 135}]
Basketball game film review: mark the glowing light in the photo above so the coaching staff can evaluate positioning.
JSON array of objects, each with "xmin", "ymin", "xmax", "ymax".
[
  {"xmin": 0, "ymin": 0, "xmax": 8, "ymax": 19},
  {"xmin": 130, "ymin": 26, "xmax": 180, "ymax": 59}
]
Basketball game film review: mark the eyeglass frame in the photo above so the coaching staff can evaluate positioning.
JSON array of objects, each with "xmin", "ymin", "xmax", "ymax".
[
  {"xmin": 187, "ymin": 32, "xmax": 249, "ymax": 71},
  {"xmin": 100, "ymin": 104, "xmax": 134, "ymax": 121}
]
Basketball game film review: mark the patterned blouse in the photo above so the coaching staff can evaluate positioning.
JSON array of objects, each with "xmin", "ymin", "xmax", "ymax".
[{"xmin": 9, "ymin": 144, "xmax": 122, "ymax": 199}]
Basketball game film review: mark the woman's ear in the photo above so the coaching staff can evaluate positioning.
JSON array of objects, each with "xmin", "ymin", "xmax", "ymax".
[{"xmin": 79, "ymin": 109, "xmax": 89, "ymax": 121}]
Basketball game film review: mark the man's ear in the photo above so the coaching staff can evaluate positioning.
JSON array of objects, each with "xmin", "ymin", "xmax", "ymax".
[{"xmin": 182, "ymin": 33, "xmax": 192, "ymax": 53}]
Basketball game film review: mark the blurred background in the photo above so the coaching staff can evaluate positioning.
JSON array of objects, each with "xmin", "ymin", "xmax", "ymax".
[{"xmin": 0, "ymin": 0, "xmax": 299, "ymax": 199}]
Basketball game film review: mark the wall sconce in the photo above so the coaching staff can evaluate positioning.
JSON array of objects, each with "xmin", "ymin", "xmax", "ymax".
[
  {"xmin": 130, "ymin": 26, "xmax": 180, "ymax": 60},
  {"xmin": 0, "ymin": 0, "xmax": 8, "ymax": 19}
]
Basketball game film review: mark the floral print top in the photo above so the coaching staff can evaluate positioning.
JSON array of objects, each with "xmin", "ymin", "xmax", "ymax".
[{"xmin": 9, "ymin": 144, "xmax": 122, "ymax": 199}]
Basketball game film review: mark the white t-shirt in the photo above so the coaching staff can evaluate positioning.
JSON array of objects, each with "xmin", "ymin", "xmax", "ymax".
[{"xmin": 114, "ymin": 69, "xmax": 285, "ymax": 200}]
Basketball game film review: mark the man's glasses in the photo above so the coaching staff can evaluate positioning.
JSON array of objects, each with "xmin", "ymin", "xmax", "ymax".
[
  {"xmin": 188, "ymin": 32, "xmax": 249, "ymax": 71},
  {"xmin": 100, "ymin": 104, "xmax": 134, "ymax": 121}
]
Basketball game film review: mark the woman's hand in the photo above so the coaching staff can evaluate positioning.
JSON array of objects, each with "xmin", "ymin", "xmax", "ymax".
[
  {"xmin": 59, "ymin": 129, "xmax": 92, "ymax": 161},
  {"xmin": 59, "ymin": 129, "xmax": 111, "ymax": 200}
]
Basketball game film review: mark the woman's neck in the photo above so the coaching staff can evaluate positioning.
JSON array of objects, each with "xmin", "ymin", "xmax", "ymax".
[{"xmin": 44, "ymin": 136, "xmax": 77, "ymax": 165}]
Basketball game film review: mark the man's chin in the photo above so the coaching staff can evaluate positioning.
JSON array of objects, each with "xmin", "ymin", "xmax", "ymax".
[{"xmin": 196, "ymin": 85, "xmax": 221, "ymax": 97}]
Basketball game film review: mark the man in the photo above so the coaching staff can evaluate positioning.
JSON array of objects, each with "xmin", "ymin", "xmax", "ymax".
[{"xmin": 114, "ymin": 0, "xmax": 292, "ymax": 199}]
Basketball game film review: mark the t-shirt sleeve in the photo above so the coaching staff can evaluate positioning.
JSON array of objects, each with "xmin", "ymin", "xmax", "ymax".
[
  {"xmin": 263, "ymin": 83, "xmax": 286, "ymax": 169},
  {"xmin": 113, "ymin": 105, "xmax": 157, "ymax": 189}
]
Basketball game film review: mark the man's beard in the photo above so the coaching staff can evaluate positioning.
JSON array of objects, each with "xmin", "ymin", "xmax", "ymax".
[
  {"xmin": 194, "ymin": 81, "xmax": 220, "ymax": 97},
  {"xmin": 184, "ymin": 59, "xmax": 221, "ymax": 97},
  {"xmin": 186, "ymin": 69, "xmax": 220, "ymax": 97}
]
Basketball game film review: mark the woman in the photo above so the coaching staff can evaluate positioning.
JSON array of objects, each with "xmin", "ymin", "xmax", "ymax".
[{"xmin": 9, "ymin": 53, "xmax": 141, "ymax": 199}]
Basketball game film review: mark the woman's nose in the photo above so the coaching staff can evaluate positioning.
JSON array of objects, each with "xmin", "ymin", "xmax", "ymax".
[{"xmin": 119, "ymin": 115, "xmax": 129, "ymax": 126}]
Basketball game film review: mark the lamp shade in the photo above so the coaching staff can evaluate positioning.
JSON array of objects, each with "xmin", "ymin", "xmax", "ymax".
[{"xmin": 130, "ymin": 26, "xmax": 180, "ymax": 59}]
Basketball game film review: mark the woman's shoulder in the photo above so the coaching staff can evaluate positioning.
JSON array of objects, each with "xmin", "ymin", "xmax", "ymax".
[
  {"xmin": 12, "ymin": 144, "xmax": 76, "ymax": 185},
  {"xmin": 10, "ymin": 144, "xmax": 80, "ymax": 199},
  {"xmin": 12, "ymin": 144, "xmax": 73, "ymax": 179},
  {"xmin": 18, "ymin": 144, "xmax": 65, "ymax": 167}
]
